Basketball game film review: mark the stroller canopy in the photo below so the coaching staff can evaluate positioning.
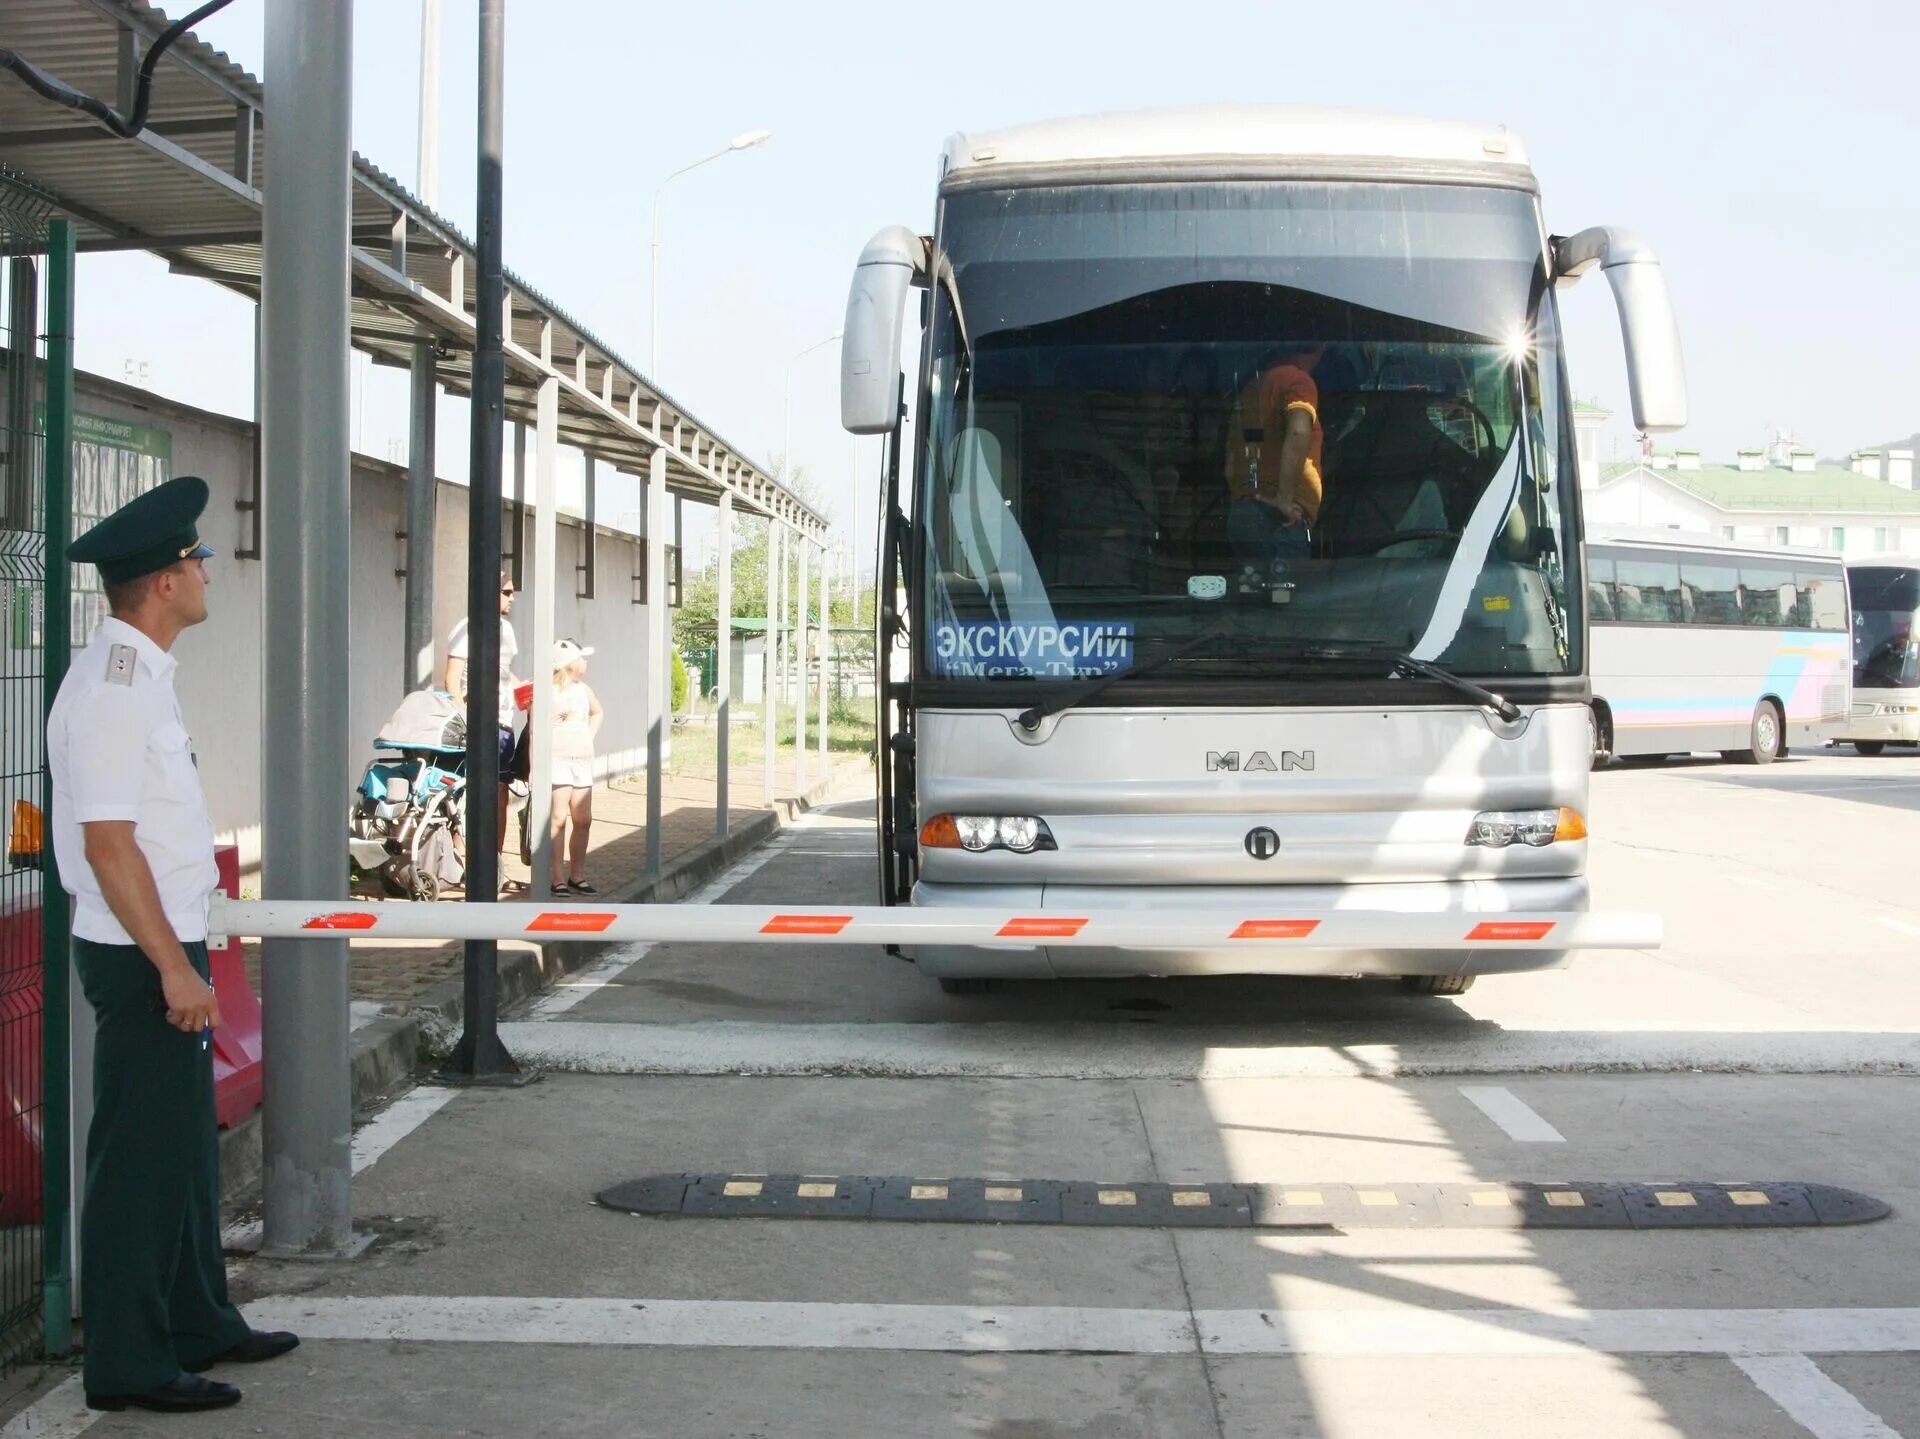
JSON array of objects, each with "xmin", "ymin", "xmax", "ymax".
[{"xmin": 376, "ymin": 688, "xmax": 468, "ymax": 753}]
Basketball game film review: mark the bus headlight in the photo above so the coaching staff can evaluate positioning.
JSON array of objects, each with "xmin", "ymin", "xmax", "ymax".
[
  {"xmin": 921, "ymin": 814, "xmax": 1057, "ymax": 854},
  {"xmin": 1467, "ymin": 807, "xmax": 1586, "ymax": 848}
]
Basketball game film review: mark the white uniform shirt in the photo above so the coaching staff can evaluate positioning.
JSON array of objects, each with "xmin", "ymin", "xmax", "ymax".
[
  {"xmin": 446, "ymin": 616, "xmax": 518, "ymax": 729},
  {"xmin": 46, "ymin": 617, "xmax": 220, "ymax": 945}
]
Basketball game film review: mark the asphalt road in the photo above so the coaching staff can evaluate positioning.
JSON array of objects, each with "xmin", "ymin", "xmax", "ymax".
[{"xmin": 15, "ymin": 749, "xmax": 1920, "ymax": 1438}]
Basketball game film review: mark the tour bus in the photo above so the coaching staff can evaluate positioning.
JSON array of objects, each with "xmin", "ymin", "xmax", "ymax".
[
  {"xmin": 840, "ymin": 105, "xmax": 1686, "ymax": 994},
  {"xmin": 1839, "ymin": 564, "xmax": 1920, "ymax": 754},
  {"xmin": 1587, "ymin": 534, "xmax": 1851, "ymax": 765}
]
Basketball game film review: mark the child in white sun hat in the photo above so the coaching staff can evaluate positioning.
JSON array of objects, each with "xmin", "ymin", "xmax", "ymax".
[{"xmin": 548, "ymin": 638, "xmax": 602, "ymax": 895}]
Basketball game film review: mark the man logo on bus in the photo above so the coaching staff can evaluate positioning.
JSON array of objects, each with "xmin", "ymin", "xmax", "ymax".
[{"xmin": 1206, "ymin": 750, "xmax": 1315, "ymax": 773}]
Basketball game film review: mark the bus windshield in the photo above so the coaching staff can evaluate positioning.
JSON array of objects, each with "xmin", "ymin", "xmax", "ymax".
[
  {"xmin": 917, "ymin": 180, "xmax": 1580, "ymax": 692},
  {"xmin": 1851, "ymin": 567, "xmax": 1920, "ymax": 689}
]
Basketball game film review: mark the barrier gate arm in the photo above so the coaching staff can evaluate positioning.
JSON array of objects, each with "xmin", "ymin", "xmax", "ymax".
[{"xmin": 210, "ymin": 896, "xmax": 1660, "ymax": 952}]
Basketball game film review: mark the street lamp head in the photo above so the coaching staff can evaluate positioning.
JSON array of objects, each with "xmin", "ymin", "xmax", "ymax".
[{"xmin": 729, "ymin": 128, "xmax": 774, "ymax": 151}]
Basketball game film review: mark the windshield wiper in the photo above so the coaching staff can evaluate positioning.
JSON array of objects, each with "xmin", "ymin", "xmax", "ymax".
[
  {"xmin": 1295, "ymin": 642, "xmax": 1522, "ymax": 722},
  {"xmin": 1015, "ymin": 620, "xmax": 1239, "ymax": 732}
]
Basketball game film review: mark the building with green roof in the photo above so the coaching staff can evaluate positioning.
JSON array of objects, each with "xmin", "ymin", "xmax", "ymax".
[{"xmin": 1583, "ymin": 440, "xmax": 1920, "ymax": 558}]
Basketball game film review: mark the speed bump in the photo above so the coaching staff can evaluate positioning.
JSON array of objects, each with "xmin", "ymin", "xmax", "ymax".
[{"xmin": 595, "ymin": 1175, "xmax": 1888, "ymax": 1231}]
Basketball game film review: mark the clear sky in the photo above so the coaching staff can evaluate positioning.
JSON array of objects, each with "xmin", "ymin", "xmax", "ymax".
[{"xmin": 71, "ymin": 0, "xmax": 1920, "ymax": 562}]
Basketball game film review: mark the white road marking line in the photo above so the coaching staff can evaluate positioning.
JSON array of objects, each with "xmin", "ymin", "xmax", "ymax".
[
  {"xmin": 522, "ymin": 821, "xmax": 853, "ymax": 1020},
  {"xmin": 349, "ymin": 1086, "xmax": 461, "ymax": 1173},
  {"xmin": 1873, "ymin": 916, "xmax": 1920, "ymax": 940},
  {"xmin": 234, "ymin": 1297, "xmax": 1920, "ymax": 1360},
  {"xmin": 0, "ymin": 1377, "xmax": 96, "ymax": 1439},
  {"xmin": 1459, "ymin": 1086, "xmax": 1566, "ymax": 1143},
  {"xmin": 494, "ymin": 1018, "xmax": 1920, "ymax": 1080},
  {"xmin": 1733, "ymin": 1354, "xmax": 1902, "ymax": 1439},
  {"xmin": 223, "ymin": 1087, "xmax": 462, "ymax": 1250},
  {"xmin": 523, "ymin": 945, "xmax": 654, "ymax": 1020}
]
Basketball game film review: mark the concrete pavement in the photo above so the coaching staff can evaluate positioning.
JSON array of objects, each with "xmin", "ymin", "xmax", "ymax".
[{"xmin": 10, "ymin": 750, "xmax": 1920, "ymax": 1436}]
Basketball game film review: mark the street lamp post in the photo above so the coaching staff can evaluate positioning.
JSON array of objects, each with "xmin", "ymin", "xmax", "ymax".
[{"xmin": 649, "ymin": 128, "xmax": 772, "ymax": 376}]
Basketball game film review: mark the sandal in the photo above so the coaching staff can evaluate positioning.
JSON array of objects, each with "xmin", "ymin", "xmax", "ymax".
[{"xmin": 566, "ymin": 880, "xmax": 599, "ymax": 896}]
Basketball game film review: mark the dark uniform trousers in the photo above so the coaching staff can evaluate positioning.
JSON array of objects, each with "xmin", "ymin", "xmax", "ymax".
[{"xmin": 74, "ymin": 937, "xmax": 249, "ymax": 1393}]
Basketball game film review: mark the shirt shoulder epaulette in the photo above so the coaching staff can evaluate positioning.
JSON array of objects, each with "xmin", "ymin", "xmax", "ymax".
[{"xmin": 104, "ymin": 643, "xmax": 139, "ymax": 687}]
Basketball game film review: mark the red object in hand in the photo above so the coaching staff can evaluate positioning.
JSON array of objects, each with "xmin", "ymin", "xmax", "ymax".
[{"xmin": 514, "ymin": 682, "xmax": 533, "ymax": 712}]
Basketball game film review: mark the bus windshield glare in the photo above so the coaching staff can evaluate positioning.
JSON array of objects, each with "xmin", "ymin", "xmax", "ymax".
[{"xmin": 918, "ymin": 180, "xmax": 1580, "ymax": 691}]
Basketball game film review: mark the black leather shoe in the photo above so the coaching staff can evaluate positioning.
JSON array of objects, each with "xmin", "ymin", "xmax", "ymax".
[
  {"xmin": 87, "ymin": 1372, "xmax": 241, "ymax": 1412},
  {"xmin": 184, "ymin": 1329, "xmax": 301, "ymax": 1371}
]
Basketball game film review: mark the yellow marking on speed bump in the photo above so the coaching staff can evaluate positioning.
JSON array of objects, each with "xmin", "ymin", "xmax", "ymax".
[
  {"xmin": 1728, "ymin": 1191, "xmax": 1771, "ymax": 1206},
  {"xmin": 722, "ymin": 1181, "xmax": 764, "ymax": 1198},
  {"xmin": 1172, "ymin": 1191, "xmax": 1212, "ymax": 1207},
  {"xmin": 1655, "ymin": 1191, "xmax": 1697, "ymax": 1208},
  {"xmin": 1357, "ymin": 1190, "xmax": 1399, "ymax": 1207},
  {"xmin": 1098, "ymin": 1189, "xmax": 1137, "ymax": 1207},
  {"xmin": 796, "ymin": 1183, "xmax": 838, "ymax": 1199},
  {"xmin": 1544, "ymin": 1191, "xmax": 1584, "ymax": 1207},
  {"xmin": 910, "ymin": 1184, "xmax": 949, "ymax": 1201},
  {"xmin": 1282, "ymin": 1190, "xmax": 1324, "ymax": 1206},
  {"xmin": 1470, "ymin": 1189, "xmax": 1513, "ymax": 1207},
  {"xmin": 984, "ymin": 1186, "xmax": 1023, "ymax": 1204}
]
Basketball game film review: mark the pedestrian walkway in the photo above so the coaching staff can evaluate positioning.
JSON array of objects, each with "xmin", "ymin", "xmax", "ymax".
[{"xmin": 240, "ymin": 741, "xmax": 871, "ymax": 1008}]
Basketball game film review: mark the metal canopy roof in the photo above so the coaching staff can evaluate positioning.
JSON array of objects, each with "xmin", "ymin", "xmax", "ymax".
[{"xmin": 0, "ymin": 0, "xmax": 824, "ymax": 537}]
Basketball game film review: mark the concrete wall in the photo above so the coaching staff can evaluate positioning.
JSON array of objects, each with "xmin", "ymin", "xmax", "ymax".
[{"xmin": 64, "ymin": 372, "xmax": 662, "ymax": 875}]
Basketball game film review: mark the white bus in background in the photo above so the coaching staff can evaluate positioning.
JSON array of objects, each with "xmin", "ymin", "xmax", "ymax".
[
  {"xmin": 841, "ymin": 104, "xmax": 1688, "ymax": 995},
  {"xmin": 1586, "ymin": 534, "xmax": 1850, "ymax": 766},
  {"xmin": 1839, "ymin": 564, "xmax": 1920, "ymax": 755}
]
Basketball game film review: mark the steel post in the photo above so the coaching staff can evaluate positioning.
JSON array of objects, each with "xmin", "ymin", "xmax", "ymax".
[
  {"xmin": 260, "ymin": 0, "xmax": 355, "ymax": 1254},
  {"xmin": 39, "ymin": 221, "xmax": 74, "ymax": 1355},
  {"xmin": 795, "ymin": 539, "xmax": 808, "ymax": 793},
  {"xmin": 763, "ymin": 520, "xmax": 779, "ymax": 806},
  {"xmin": 645, "ymin": 450, "xmax": 667, "ymax": 876},
  {"xmin": 526, "ymin": 376, "xmax": 558, "ymax": 890},
  {"xmin": 439, "ymin": 0, "xmax": 518, "ymax": 1081},
  {"xmin": 715, "ymin": 490, "xmax": 731, "ymax": 836},
  {"xmin": 818, "ymin": 542, "xmax": 830, "ymax": 773},
  {"xmin": 403, "ymin": 339, "xmax": 437, "ymax": 691}
]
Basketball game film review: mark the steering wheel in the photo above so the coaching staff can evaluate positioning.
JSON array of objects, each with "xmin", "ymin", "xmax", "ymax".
[{"xmin": 1346, "ymin": 527, "xmax": 1459, "ymax": 556}]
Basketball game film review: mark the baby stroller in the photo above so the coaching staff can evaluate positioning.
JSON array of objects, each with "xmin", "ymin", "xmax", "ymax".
[{"xmin": 348, "ymin": 688, "xmax": 469, "ymax": 902}]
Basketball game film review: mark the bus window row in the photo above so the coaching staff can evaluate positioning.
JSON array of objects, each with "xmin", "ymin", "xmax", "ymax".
[{"xmin": 1587, "ymin": 550, "xmax": 1847, "ymax": 631}]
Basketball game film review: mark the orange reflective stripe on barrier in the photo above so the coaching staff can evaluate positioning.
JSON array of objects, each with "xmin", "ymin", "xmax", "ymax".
[
  {"xmin": 527, "ymin": 912, "xmax": 617, "ymax": 933},
  {"xmin": 1466, "ymin": 921, "xmax": 1557, "ymax": 942},
  {"xmin": 996, "ymin": 917, "xmax": 1088, "ymax": 939},
  {"xmin": 302, "ymin": 912, "xmax": 378, "ymax": 930},
  {"xmin": 760, "ymin": 914, "xmax": 854, "ymax": 936},
  {"xmin": 1231, "ymin": 919, "xmax": 1322, "ymax": 940}
]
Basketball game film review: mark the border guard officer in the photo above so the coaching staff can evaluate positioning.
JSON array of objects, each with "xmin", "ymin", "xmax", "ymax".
[{"xmin": 47, "ymin": 476, "xmax": 298, "ymax": 1414}]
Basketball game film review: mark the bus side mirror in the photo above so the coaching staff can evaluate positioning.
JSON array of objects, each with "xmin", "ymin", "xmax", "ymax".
[
  {"xmin": 1552, "ymin": 227, "xmax": 1688, "ymax": 433},
  {"xmin": 842, "ymin": 226, "xmax": 926, "ymax": 435}
]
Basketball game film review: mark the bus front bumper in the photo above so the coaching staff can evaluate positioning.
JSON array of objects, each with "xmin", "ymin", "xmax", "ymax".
[
  {"xmin": 905, "ymin": 877, "xmax": 1596, "ymax": 980},
  {"xmin": 1837, "ymin": 708, "xmax": 1920, "ymax": 744}
]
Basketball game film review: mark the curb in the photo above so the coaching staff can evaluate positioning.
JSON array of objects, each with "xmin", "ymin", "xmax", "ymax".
[{"xmin": 217, "ymin": 759, "xmax": 867, "ymax": 1206}]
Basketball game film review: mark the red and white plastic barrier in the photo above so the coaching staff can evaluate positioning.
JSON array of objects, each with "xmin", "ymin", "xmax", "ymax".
[{"xmin": 211, "ymin": 897, "xmax": 1659, "ymax": 952}]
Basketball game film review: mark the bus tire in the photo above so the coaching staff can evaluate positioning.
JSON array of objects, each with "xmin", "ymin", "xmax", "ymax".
[
  {"xmin": 938, "ymin": 976, "xmax": 995, "ymax": 995},
  {"xmin": 1401, "ymin": 974, "xmax": 1475, "ymax": 996},
  {"xmin": 1854, "ymin": 741, "xmax": 1886, "ymax": 757},
  {"xmin": 1588, "ymin": 703, "xmax": 1611, "ymax": 770},
  {"xmin": 1727, "ymin": 701, "xmax": 1783, "ymax": 765}
]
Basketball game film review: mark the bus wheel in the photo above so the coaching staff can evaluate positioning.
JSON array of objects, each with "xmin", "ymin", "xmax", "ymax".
[
  {"xmin": 938, "ymin": 976, "xmax": 995, "ymax": 995},
  {"xmin": 1727, "ymin": 701, "xmax": 1783, "ymax": 765},
  {"xmin": 1588, "ymin": 705, "xmax": 1610, "ymax": 770},
  {"xmin": 1401, "ymin": 974, "xmax": 1475, "ymax": 996},
  {"xmin": 1855, "ymin": 741, "xmax": 1886, "ymax": 757}
]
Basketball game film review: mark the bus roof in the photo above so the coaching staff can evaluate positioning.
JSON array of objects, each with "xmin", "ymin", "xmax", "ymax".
[
  {"xmin": 941, "ymin": 104, "xmax": 1534, "ymax": 186},
  {"xmin": 1590, "ymin": 529, "xmax": 1845, "ymax": 567}
]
